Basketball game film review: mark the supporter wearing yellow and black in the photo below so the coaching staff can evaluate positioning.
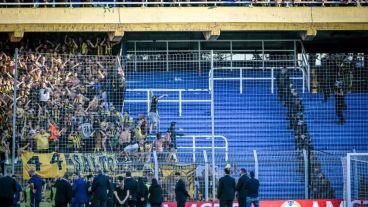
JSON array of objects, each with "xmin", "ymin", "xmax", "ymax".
[{"xmin": 33, "ymin": 129, "xmax": 50, "ymax": 152}]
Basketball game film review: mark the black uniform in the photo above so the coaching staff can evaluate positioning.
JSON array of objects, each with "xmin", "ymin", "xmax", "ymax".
[
  {"xmin": 92, "ymin": 174, "xmax": 111, "ymax": 207},
  {"xmin": 54, "ymin": 178, "xmax": 73, "ymax": 207},
  {"xmin": 148, "ymin": 182, "xmax": 163, "ymax": 207},
  {"xmin": 217, "ymin": 175, "xmax": 236, "ymax": 207},
  {"xmin": 175, "ymin": 179, "xmax": 189, "ymax": 207},
  {"xmin": 124, "ymin": 177, "xmax": 138, "ymax": 207},
  {"xmin": 0, "ymin": 175, "xmax": 17, "ymax": 207},
  {"xmin": 236, "ymin": 174, "xmax": 249, "ymax": 207},
  {"xmin": 136, "ymin": 180, "xmax": 148, "ymax": 207}
]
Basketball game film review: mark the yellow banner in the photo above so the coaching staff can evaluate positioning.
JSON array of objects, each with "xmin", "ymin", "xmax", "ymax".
[
  {"xmin": 21, "ymin": 152, "xmax": 67, "ymax": 180},
  {"xmin": 66, "ymin": 153, "xmax": 117, "ymax": 177},
  {"xmin": 161, "ymin": 164, "xmax": 197, "ymax": 199}
]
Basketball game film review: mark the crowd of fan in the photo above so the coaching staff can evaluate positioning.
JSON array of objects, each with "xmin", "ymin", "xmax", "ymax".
[
  {"xmin": 277, "ymin": 67, "xmax": 335, "ymax": 199},
  {"xmin": 0, "ymin": 34, "xmax": 179, "ymax": 174}
]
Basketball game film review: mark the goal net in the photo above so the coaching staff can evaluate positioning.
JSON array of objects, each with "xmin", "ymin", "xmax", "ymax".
[{"xmin": 344, "ymin": 153, "xmax": 368, "ymax": 207}]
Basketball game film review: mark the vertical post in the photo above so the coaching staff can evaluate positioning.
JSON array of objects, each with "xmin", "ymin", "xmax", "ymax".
[
  {"xmin": 347, "ymin": 153, "xmax": 351, "ymax": 207},
  {"xmin": 294, "ymin": 41, "xmax": 297, "ymax": 68},
  {"xmin": 230, "ymin": 41, "xmax": 233, "ymax": 68},
  {"xmin": 240, "ymin": 69, "xmax": 243, "ymax": 94},
  {"xmin": 303, "ymin": 149, "xmax": 309, "ymax": 199},
  {"xmin": 262, "ymin": 41, "xmax": 265, "ymax": 70},
  {"xmin": 192, "ymin": 136, "xmax": 196, "ymax": 162},
  {"xmin": 179, "ymin": 90, "xmax": 182, "ymax": 117},
  {"xmin": 271, "ymin": 68, "xmax": 274, "ymax": 94},
  {"xmin": 134, "ymin": 42, "xmax": 137, "ymax": 72},
  {"xmin": 203, "ymin": 150, "xmax": 209, "ymax": 202},
  {"xmin": 253, "ymin": 150, "xmax": 259, "ymax": 179},
  {"xmin": 302, "ymin": 68, "xmax": 306, "ymax": 93},
  {"xmin": 147, "ymin": 90, "xmax": 150, "ymax": 114},
  {"xmin": 198, "ymin": 41, "xmax": 201, "ymax": 74},
  {"xmin": 153, "ymin": 151, "xmax": 159, "ymax": 180},
  {"xmin": 210, "ymin": 50, "xmax": 216, "ymax": 200},
  {"xmin": 12, "ymin": 48, "xmax": 19, "ymax": 176},
  {"xmin": 166, "ymin": 41, "xmax": 169, "ymax": 72}
]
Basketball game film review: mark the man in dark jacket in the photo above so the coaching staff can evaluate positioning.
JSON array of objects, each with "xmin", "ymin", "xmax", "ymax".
[
  {"xmin": 124, "ymin": 171, "xmax": 138, "ymax": 207},
  {"xmin": 245, "ymin": 171, "xmax": 259, "ymax": 207},
  {"xmin": 217, "ymin": 167, "xmax": 236, "ymax": 207},
  {"xmin": 174, "ymin": 172, "xmax": 190, "ymax": 207},
  {"xmin": 236, "ymin": 168, "xmax": 249, "ymax": 207},
  {"xmin": 28, "ymin": 169, "xmax": 45, "ymax": 207},
  {"xmin": 0, "ymin": 174, "xmax": 17, "ymax": 207},
  {"xmin": 72, "ymin": 172, "xmax": 89, "ymax": 207},
  {"xmin": 54, "ymin": 173, "xmax": 73, "ymax": 207},
  {"xmin": 92, "ymin": 167, "xmax": 111, "ymax": 207}
]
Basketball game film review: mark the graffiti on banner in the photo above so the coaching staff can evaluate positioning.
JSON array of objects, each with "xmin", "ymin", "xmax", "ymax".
[
  {"xmin": 66, "ymin": 153, "xmax": 118, "ymax": 176},
  {"xmin": 65, "ymin": 153, "xmax": 146, "ymax": 177},
  {"xmin": 21, "ymin": 152, "xmax": 67, "ymax": 179}
]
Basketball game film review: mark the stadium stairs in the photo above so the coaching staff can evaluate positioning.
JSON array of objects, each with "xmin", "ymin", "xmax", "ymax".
[{"xmin": 125, "ymin": 70, "xmax": 306, "ymax": 199}]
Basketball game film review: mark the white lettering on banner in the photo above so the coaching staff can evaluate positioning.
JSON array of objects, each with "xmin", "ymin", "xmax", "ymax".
[
  {"xmin": 162, "ymin": 204, "xmax": 169, "ymax": 207},
  {"xmin": 213, "ymin": 203, "xmax": 220, "ymax": 207},
  {"xmin": 326, "ymin": 201, "xmax": 335, "ymax": 207},
  {"xmin": 363, "ymin": 200, "xmax": 368, "ymax": 205},
  {"xmin": 312, "ymin": 201, "xmax": 320, "ymax": 207},
  {"xmin": 201, "ymin": 203, "xmax": 212, "ymax": 207},
  {"xmin": 339, "ymin": 201, "xmax": 345, "ymax": 207},
  {"xmin": 190, "ymin": 204, "xmax": 197, "ymax": 207}
]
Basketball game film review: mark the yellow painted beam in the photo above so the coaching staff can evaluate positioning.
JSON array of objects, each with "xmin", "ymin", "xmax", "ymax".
[{"xmin": 0, "ymin": 7, "xmax": 367, "ymax": 40}]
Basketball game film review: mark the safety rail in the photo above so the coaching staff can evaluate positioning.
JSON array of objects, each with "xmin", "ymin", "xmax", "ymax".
[
  {"xmin": 209, "ymin": 66, "xmax": 306, "ymax": 94},
  {"xmin": 301, "ymin": 44, "xmax": 311, "ymax": 92},
  {"xmin": 0, "ymin": 0, "xmax": 366, "ymax": 7},
  {"xmin": 147, "ymin": 135, "xmax": 229, "ymax": 162},
  {"xmin": 125, "ymin": 88, "xmax": 211, "ymax": 116}
]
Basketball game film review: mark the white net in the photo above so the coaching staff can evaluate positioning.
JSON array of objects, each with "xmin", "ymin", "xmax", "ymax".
[
  {"xmin": 0, "ymin": 39, "xmax": 367, "ymax": 204},
  {"xmin": 345, "ymin": 153, "xmax": 368, "ymax": 207}
]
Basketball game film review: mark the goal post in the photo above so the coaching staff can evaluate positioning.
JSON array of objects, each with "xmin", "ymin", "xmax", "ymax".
[{"xmin": 344, "ymin": 153, "xmax": 368, "ymax": 207}]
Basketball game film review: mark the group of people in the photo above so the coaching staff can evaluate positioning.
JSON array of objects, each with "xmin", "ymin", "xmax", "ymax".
[
  {"xmin": 217, "ymin": 167, "xmax": 260, "ymax": 207},
  {"xmin": 0, "ymin": 31, "xmax": 183, "ymax": 174},
  {"xmin": 276, "ymin": 67, "xmax": 335, "ymax": 199},
  {"xmin": 315, "ymin": 54, "xmax": 353, "ymax": 124},
  {"xmin": 0, "ymin": 168, "xmax": 191, "ymax": 207}
]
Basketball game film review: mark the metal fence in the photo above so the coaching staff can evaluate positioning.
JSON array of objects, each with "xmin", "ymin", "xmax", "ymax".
[{"xmin": 0, "ymin": 49, "xmax": 367, "ymax": 203}]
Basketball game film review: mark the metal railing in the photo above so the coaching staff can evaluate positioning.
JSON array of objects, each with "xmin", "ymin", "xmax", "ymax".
[
  {"xmin": 0, "ymin": 0, "xmax": 366, "ymax": 7},
  {"xmin": 209, "ymin": 66, "xmax": 306, "ymax": 94},
  {"xmin": 125, "ymin": 88, "xmax": 211, "ymax": 116},
  {"xmin": 147, "ymin": 134, "xmax": 229, "ymax": 162}
]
